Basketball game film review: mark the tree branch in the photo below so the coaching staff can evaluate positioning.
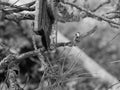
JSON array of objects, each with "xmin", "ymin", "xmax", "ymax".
[
  {"xmin": 0, "ymin": 1, "xmax": 35, "ymax": 14},
  {"xmin": 5, "ymin": 13, "xmax": 34, "ymax": 21},
  {"xmin": 0, "ymin": 1, "xmax": 35, "ymax": 11},
  {"xmin": 0, "ymin": 49, "xmax": 42, "ymax": 70},
  {"xmin": 92, "ymin": 0, "xmax": 111, "ymax": 12},
  {"xmin": 56, "ymin": 26, "xmax": 97, "ymax": 47},
  {"xmin": 62, "ymin": 1, "xmax": 120, "ymax": 26}
]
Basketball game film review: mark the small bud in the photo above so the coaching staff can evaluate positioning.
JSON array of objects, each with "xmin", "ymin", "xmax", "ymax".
[{"xmin": 75, "ymin": 32, "xmax": 81, "ymax": 38}]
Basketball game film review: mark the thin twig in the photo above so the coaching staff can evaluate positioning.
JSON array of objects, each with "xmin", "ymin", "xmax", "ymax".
[
  {"xmin": 18, "ymin": 1, "xmax": 35, "ymax": 7},
  {"xmin": 0, "ymin": 49, "xmax": 42, "ymax": 70},
  {"xmin": 104, "ymin": 29, "xmax": 120, "ymax": 47},
  {"xmin": 11, "ymin": 0, "xmax": 20, "ymax": 6},
  {"xmin": 0, "ymin": 1, "xmax": 34, "ymax": 11},
  {"xmin": 62, "ymin": 1, "xmax": 120, "ymax": 26},
  {"xmin": 5, "ymin": 13, "xmax": 34, "ymax": 21},
  {"xmin": 110, "ymin": 60, "xmax": 120, "ymax": 64},
  {"xmin": 92, "ymin": 0, "xmax": 111, "ymax": 12},
  {"xmin": 56, "ymin": 26, "xmax": 97, "ymax": 47},
  {"xmin": 4, "ymin": 7, "xmax": 35, "ymax": 14}
]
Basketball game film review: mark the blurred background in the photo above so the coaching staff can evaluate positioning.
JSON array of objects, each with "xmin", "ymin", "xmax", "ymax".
[{"xmin": 1, "ymin": 0, "xmax": 120, "ymax": 90}]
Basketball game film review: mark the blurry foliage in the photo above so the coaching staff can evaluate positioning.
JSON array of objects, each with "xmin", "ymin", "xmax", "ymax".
[
  {"xmin": 0, "ymin": 20, "xmax": 39, "ymax": 85},
  {"xmin": 0, "ymin": 20, "xmax": 88, "ymax": 90},
  {"xmin": 0, "ymin": 17, "xmax": 119, "ymax": 90},
  {"xmin": 58, "ymin": 20, "xmax": 120, "ymax": 90},
  {"xmin": 79, "ymin": 33, "xmax": 120, "ymax": 79},
  {"xmin": 0, "ymin": 0, "xmax": 120, "ymax": 90},
  {"xmin": 65, "ymin": 30, "xmax": 120, "ymax": 90}
]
